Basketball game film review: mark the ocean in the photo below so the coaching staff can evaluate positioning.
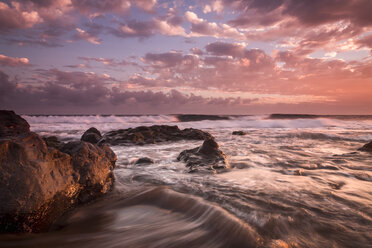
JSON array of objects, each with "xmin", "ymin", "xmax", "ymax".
[{"xmin": 1, "ymin": 114, "xmax": 372, "ymax": 248}]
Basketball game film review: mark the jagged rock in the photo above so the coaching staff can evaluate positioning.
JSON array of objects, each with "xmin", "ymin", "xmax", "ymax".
[
  {"xmin": 359, "ymin": 141, "xmax": 372, "ymax": 152},
  {"xmin": 0, "ymin": 111, "xmax": 117, "ymax": 233},
  {"xmin": 103, "ymin": 125, "xmax": 213, "ymax": 146},
  {"xmin": 177, "ymin": 138, "xmax": 229, "ymax": 173},
  {"xmin": 134, "ymin": 157, "xmax": 155, "ymax": 165},
  {"xmin": 232, "ymin": 131, "xmax": 247, "ymax": 135},
  {"xmin": 81, "ymin": 127, "xmax": 102, "ymax": 144}
]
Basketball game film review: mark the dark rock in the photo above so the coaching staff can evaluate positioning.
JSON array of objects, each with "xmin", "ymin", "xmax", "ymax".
[
  {"xmin": 61, "ymin": 141, "xmax": 116, "ymax": 202},
  {"xmin": 268, "ymin": 114, "xmax": 319, "ymax": 119},
  {"xmin": 103, "ymin": 125, "xmax": 213, "ymax": 146},
  {"xmin": 43, "ymin": 136, "xmax": 64, "ymax": 150},
  {"xmin": 0, "ymin": 110, "xmax": 117, "ymax": 233},
  {"xmin": 177, "ymin": 138, "xmax": 229, "ymax": 173},
  {"xmin": 81, "ymin": 127, "xmax": 102, "ymax": 144},
  {"xmin": 176, "ymin": 114, "xmax": 229, "ymax": 122},
  {"xmin": 358, "ymin": 141, "xmax": 372, "ymax": 152},
  {"xmin": 0, "ymin": 110, "xmax": 30, "ymax": 137},
  {"xmin": 134, "ymin": 157, "xmax": 155, "ymax": 165},
  {"xmin": 232, "ymin": 131, "xmax": 247, "ymax": 136}
]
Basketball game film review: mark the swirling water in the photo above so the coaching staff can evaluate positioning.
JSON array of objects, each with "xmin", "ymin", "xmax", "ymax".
[{"xmin": 1, "ymin": 115, "xmax": 372, "ymax": 248}]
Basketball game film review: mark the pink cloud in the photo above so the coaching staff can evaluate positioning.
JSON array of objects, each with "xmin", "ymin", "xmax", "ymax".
[
  {"xmin": 0, "ymin": 2, "xmax": 43, "ymax": 31},
  {"xmin": 0, "ymin": 54, "xmax": 30, "ymax": 67}
]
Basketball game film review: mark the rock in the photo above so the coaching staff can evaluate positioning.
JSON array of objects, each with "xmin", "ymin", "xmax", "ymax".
[
  {"xmin": 61, "ymin": 141, "xmax": 116, "ymax": 202},
  {"xmin": 103, "ymin": 125, "xmax": 213, "ymax": 146},
  {"xmin": 43, "ymin": 136, "xmax": 64, "ymax": 150},
  {"xmin": 81, "ymin": 127, "xmax": 102, "ymax": 144},
  {"xmin": 232, "ymin": 131, "xmax": 247, "ymax": 136},
  {"xmin": 0, "ymin": 111, "xmax": 117, "ymax": 233},
  {"xmin": 0, "ymin": 110, "xmax": 30, "ymax": 137},
  {"xmin": 359, "ymin": 141, "xmax": 372, "ymax": 152},
  {"xmin": 176, "ymin": 114, "xmax": 229, "ymax": 122},
  {"xmin": 134, "ymin": 157, "xmax": 155, "ymax": 165},
  {"xmin": 177, "ymin": 138, "xmax": 229, "ymax": 173}
]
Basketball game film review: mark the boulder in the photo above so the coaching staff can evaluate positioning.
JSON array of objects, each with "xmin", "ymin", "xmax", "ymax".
[
  {"xmin": 0, "ymin": 111, "xmax": 117, "ymax": 233},
  {"xmin": 81, "ymin": 127, "xmax": 102, "ymax": 144},
  {"xmin": 134, "ymin": 157, "xmax": 155, "ymax": 165},
  {"xmin": 0, "ymin": 110, "xmax": 30, "ymax": 137},
  {"xmin": 359, "ymin": 141, "xmax": 372, "ymax": 152},
  {"xmin": 177, "ymin": 138, "xmax": 229, "ymax": 173},
  {"xmin": 103, "ymin": 125, "xmax": 213, "ymax": 146},
  {"xmin": 232, "ymin": 131, "xmax": 247, "ymax": 136}
]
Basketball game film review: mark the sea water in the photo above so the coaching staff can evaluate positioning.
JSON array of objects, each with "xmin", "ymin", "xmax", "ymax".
[{"xmin": 1, "ymin": 115, "xmax": 371, "ymax": 248}]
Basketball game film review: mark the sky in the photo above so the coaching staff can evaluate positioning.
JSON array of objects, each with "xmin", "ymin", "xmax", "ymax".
[{"xmin": 0, "ymin": 0, "xmax": 372, "ymax": 115}]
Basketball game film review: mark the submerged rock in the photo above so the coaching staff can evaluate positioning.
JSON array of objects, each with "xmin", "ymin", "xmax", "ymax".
[
  {"xmin": 81, "ymin": 127, "xmax": 102, "ymax": 144},
  {"xmin": 103, "ymin": 125, "xmax": 213, "ymax": 146},
  {"xmin": 358, "ymin": 141, "xmax": 372, "ymax": 152},
  {"xmin": 177, "ymin": 138, "xmax": 229, "ymax": 173},
  {"xmin": 134, "ymin": 157, "xmax": 155, "ymax": 165},
  {"xmin": 0, "ymin": 111, "xmax": 116, "ymax": 233},
  {"xmin": 232, "ymin": 131, "xmax": 247, "ymax": 136}
]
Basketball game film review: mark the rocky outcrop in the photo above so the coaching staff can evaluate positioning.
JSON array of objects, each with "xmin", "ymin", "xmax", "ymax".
[
  {"xmin": 103, "ymin": 125, "xmax": 213, "ymax": 146},
  {"xmin": 0, "ymin": 110, "xmax": 116, "ymax": 233},
  {"xmin": 176, "ymin": 114, "xmax": 229, "ymax": 122},
  {"xmin": 177, "ymin": 138, "xmax": 229, "ymax": 173},
  {"xmin": 232, "ymin": 131, "xmax": 247, "ymax": 136},
  {"xmin": 134, "ymin": 157, "xmax": 155, "ymax": 165},
  {"xmin": 359, "ymin": 141, "xmax": 372, "ymax": 152},
  {"xmin": 81, "ymin": 127, "xmax": 102, "ymax": 144}
]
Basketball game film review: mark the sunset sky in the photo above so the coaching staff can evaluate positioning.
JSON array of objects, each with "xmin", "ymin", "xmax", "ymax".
[{"xmin": 1, "ymin": 0, "xmax": 372, "ymax": 114}]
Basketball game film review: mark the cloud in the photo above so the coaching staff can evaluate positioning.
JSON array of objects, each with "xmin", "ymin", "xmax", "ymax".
[
  {"xmin": 77, "ymin": 56, "xmax": 138, "ymax": 67},
  {"xmin": 205, "ymin": 42, "xmax": 246, "ymax": 57},
  {"xmin": 357, "ymin": 33, "xmax": 372, "ymax": 49},
  {"xmin": 0, "ymin": 2, "xmax": 43, "ymax": 31},
  {"xmin": 71, "ymin": 0, "xmax": 157, "ymax": 15},
  {"xmin": 0, "ymin": 69, "xmax": 258, "ymax": 114},
  {"xmin": 74, "ymin": 27, "xmax": 101, "ymax": 44},
  {"xmin": 0, "ymin": 54, "xmax": 30, "ymax": 67},
  {"xmin": 113, "ymin": 8, "xmax": 186, "ymax": 39},
  {"xmin": 185, "ymin": 11, "xmax": 244, "ymax": 40}
]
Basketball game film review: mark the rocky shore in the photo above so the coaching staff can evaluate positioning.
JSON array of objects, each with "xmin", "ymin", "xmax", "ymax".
[
  {"xmin": 0, "ymin": 110, "xmax": 231, "ymax": 233},
  {"xmin": 0, "ymin": 111, "xmax": 116, "ymax": 232}
]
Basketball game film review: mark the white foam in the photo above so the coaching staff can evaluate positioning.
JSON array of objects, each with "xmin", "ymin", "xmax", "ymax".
[{"xmin": 178, "ymin": 116, "xmax": 352, "ymax": 129}]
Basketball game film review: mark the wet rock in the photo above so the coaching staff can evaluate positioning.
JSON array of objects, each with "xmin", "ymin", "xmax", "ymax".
[
  {"xmin": 81, "ymin": 127, "xmax": 102, "ymax": 144},
  {"xmin": 43, "ymin": 136, "xmax": 65, "ymax": 150},
  {"xmin": 103, "ymin": 125, "xmax": 213, "ymax": 146},
  {"xmin": 328, "ymin": 182, "xmax": 345, "ymax": 190},
  {"xmin": 232, "ymin": 131, "xmax": 247, "ymax": 136},
  {"xmin": 0, "ymin": 110, "xmax": 117, "ymax": 233},
  {"xmin": 358, "ymin": 141, "xmax": 372, "ymax": 152},
  {"xmin": 177, "ymin": 138, "xmax": 229, "ymax": 173},
  {"xmin": 176, "ymin": 114, "xmax": 229, "ymax": 122},
  {"xmin": 134, "ymin": 157, "xmax": 155, "ymax": 165}
]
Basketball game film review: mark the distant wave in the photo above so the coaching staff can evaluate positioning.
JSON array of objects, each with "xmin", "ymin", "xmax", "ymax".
[
  {"xmin": 24, "ymin": 114, "xmax": 178, "ymax": 124},
  {"xmin": 269, "ymin": 114, "xmax": 372, "ymax": 120}
]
